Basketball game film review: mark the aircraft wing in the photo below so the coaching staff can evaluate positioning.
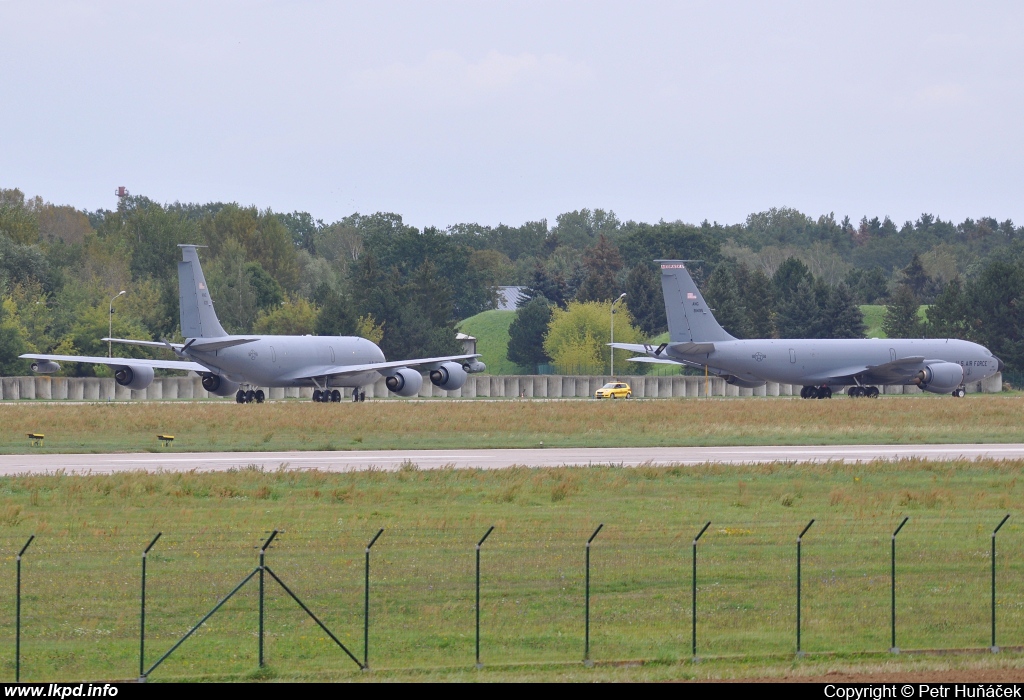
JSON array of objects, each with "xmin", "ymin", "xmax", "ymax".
[
  {"xmin": 822, "ymin": 356, "xmax": 927, "ymax": 385},
  {"xmin": 286, "ymin": 354, "xmax": 483, "ymax": 381},
  {"xmin": 20, "ymin": 353, "xmax": 209, "ymax": 373}
]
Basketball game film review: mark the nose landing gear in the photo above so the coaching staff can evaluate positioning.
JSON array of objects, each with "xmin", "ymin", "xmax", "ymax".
[{"xmin": 952, "ymin": 386, "xmax": 966, "ymax": 398}]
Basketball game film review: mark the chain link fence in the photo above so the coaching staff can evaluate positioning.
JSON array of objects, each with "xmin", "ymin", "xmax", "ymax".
[{"xmin": 1, "ymin": 516, "xmax": 1022, "ymax": 680}]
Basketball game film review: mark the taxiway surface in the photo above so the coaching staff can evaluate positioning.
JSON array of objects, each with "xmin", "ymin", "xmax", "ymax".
[{"xmin": 0, "ymin": 444, "xmax": 1022, "ymax": 475}]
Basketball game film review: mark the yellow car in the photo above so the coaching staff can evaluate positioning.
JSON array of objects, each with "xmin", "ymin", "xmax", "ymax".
[{"xmin": 595, "ymin": 381, "xmax": 631, "ymax": 399}]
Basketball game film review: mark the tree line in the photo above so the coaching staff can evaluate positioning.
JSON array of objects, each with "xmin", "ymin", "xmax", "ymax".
[{"xmin": 0, "ymin": 187, "xmax": 1022, "ymax": 376}]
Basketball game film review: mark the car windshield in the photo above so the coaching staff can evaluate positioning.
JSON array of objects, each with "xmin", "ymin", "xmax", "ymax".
[{"xmin": 601, "ymin": 383, "xmax": 617, "ymax": 389}]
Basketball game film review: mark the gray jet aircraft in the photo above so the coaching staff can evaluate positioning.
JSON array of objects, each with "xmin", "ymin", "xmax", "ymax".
[
  {"xmin": 21, "ymin": 245, "xmax": 486, "ymax": 403},
  {"xmin": 610, "ymin": 260, "xmax": 1002, "ymax": 398}
]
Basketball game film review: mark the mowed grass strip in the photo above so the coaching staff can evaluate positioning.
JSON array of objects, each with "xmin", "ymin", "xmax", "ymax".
[
  {"xmin": 0, "ymin": 460, "xmax": 1022, "ymax": 681},
  {"xmin": 0, "ymin": 393, "xmax": 1021, "ymax": 453}
]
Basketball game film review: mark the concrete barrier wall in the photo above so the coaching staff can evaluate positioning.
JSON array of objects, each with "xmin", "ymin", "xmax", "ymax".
[{"xmin": 0, "ymin": 372, "xmax": 1005, "ymax": 400}]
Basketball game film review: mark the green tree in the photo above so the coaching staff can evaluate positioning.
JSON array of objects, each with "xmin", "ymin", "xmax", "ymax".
[
  {"xmin": 775, "ymin": 279, "xmax": 820, "ymax": 338},
  {"xmin": 926, "ymin": 278, "xmax": 968, "ymax": 338},
  {"xmin": 543, "ymin": 300, "xmax": 642, "ymax": 375},
  {"xmin": 964, "ymin": 259, "xmax": 1024, "ymax": 370},
  {"xmin": 704, "ymin": 262, "xmax": 752, "ymax": 338},
  {"xmin": 575, "ymin": 235, "xmax": 624, "ymax": 302},
  {"xmin": 820, "ymin": 283, "xmax": 866, "ymax": 339},
  {"xmin": 882, "ymin": 285, "xmax": 923, "ymax": 338},
  {"xmin": 623, "ymin": 263, "xmax": 666, "ymax": 336},
  {"xmin": 312, "ymin": 283, "xmax": 356, "ymax": 337},
  {"xmin": 246, "ymin": 261, "xmax": 284, "ymax": 310},
  {"xmin": 507, "ymin": 297, "xmax": 552, "ymax": 369},
  {"xmin": 0, "ymin": 297, "xmax": 30, "ymax": 374},
  {"xmin": 252, "ymin": 297, "xmax": 319, "ymax": 335},
  {"xmin": 742, "ymin": 267, "xmax": 776, "ymax": 338},
  {"xmin": 772, "ymin": 257, "xmax": 813, "ymax": 297}
]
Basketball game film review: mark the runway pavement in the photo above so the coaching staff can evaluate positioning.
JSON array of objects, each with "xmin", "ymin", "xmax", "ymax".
[{"xmin": 1, "ymin": 444, "xmax": 1023, "ymax": 475}]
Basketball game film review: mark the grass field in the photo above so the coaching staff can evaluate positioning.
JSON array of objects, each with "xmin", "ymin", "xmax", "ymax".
[
  {"xmin": 0, "ymin": 393, "xmax": 1020, "ymax": 454},
  {"xmin": 860, "ymin": 305, "xmax": 930, "ymax": 339},
  {"xmin": 1, "ymin": 459, "xmax": 1023, "ymax": 681},
  {"xmin": 457, "ymin": 310, "xmax": 526, "ymax": 375}
]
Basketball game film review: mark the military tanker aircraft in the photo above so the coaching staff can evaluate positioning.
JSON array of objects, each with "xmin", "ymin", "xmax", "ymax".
[
  {"xmin": 21, "ymin": 245, "xmax": 486, "ymax": 403},
  {"xmin": 611, "ymin": 260, "xmax": 1002, "ymax": 398}
]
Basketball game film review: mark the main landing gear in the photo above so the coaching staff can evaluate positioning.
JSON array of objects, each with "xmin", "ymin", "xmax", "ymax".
[
  {"xmin": 312, "ymin": 389, "xmax": 342, "ymax": 403},
  {"xmin": 236, "ymin": 389, "xmax": 265, "ymax": 404},
  {"xmin": 847, "ymin": 386, "xmax": 880, "ymax": 398},
  {"xmin": 800, "ymin": 385, "xmax": 833, "ymax": 399}
]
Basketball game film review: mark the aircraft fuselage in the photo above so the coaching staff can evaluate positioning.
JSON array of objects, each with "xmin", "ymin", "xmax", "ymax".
[
  {"xmin": 192, "ymin": 335, "xmax": 386, "ymax": 388},
  {"xmin": 674, "ymin": 337, "xmax": 998, "ymax": 386}
]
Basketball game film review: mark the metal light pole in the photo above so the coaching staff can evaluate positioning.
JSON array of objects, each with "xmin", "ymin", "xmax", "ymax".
[
  {"xmin": 610, "ymin": 293, "xmax": 626, "ymax": 377},
  {"xmin": 109, "ymin": 290, "xmax": 126, "ymax": 357}
]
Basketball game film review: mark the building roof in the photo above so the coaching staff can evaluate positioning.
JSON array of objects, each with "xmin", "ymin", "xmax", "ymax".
[{"xmin": 496, "ymin": 286, "xmax": 526, "ymax": 311}]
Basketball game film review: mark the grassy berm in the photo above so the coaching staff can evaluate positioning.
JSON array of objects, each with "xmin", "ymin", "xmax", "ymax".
[
  {"xmin": 0, "ymin": 393, "xmax": 1021, "ymax": 453},
  {"xmin": 0, "ymin": 460, "xmax": 1023, "ymax": 681}
]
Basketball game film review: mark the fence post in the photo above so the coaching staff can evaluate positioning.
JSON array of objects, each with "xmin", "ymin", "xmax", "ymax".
[
  {"xmin": 692, "ymin": 521, "xmax": 711, "ymax": 660},
  {"xmin": 796, "ymin": 519, "xmax": 814, "ymax": 656},
  {"xmin": 258, "ymin": 530, "xmax": 279, "ymax": 668},
  {"xmin": 139, "ymin": 532, "xmax": 162, "ymax": 681},
  {"xmin": 364, "ymin": 528, "xmax": 384, "ymax": 671},
  {"xmin": 584, "ymin": 524, "xmax": 603, "ymax": 666},
  {"xmin": 476, "ymin": 525, "xmax": 495, "ymax": 669},
  {"xmin": 992, "ymin": 514, "xmax": 1010, "ymax": 653},
  {"xmin": 15, "ymin": 535, "xmax": 34, "ymax": 683},
  {"xmin": 890, "ymin": 517, "xmax": 908, "ymax": 653}
]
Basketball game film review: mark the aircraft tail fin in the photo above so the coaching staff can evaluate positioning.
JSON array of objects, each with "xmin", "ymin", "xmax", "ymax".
[
  {"xmin": 656, "ymin": 260, "xmax": 735, "ymax": 343},
  {"xmin": 178, "ymin": 245, "xmax": 228, "ymax": 338}
]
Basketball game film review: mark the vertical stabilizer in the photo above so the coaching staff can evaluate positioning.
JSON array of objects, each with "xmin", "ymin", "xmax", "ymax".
[
  {"xmin": 178, "ymin": 245, "xmax": 227, "ymax": 338},
  {"xmin": 656, "ymin": 261, "xmax": 735, "ymax": 342}
]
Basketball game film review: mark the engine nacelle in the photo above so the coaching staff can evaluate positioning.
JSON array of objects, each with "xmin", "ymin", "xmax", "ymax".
[
  {"xmin": 201, "ymin": 373, "xmax": 240, "ymax": 397},
  {"xmin": 913, "ymin": 362, "xmax": 964, "ymax": 394},
  {"xmin": 430, "ymin": 361, "xmax": 468, "ymax": 391},
  {"xmin": 385, "ymin": 367, "xmax": 423, "ymax": 397},
  {"xmin": 463, "ymin": 360, "xmax": 487, "ymax": 374},
  {"xmin": 113, "ymin": 365, "xmax": 155, "ymax": 390},
  {"xmin": 30, "ymin": 360, "xmax": 60, "ymax": 374}
]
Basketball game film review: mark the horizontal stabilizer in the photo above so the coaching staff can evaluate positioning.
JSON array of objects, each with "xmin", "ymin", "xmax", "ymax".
[
  {"xmin": 102, "ymin": 337, "xmax": 183, "ymax": 349},
  {"xmin": 628, "ymin": 356, "xmax": 682, "ymax": 364},
  {"xmin": 188, "ymin": 338, "xmax": 259, "ymax": 352}
]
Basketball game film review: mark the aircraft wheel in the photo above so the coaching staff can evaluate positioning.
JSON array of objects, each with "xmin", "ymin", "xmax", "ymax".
[
  {"xmin": 331, "ymin": 389, "xmax": 341, "ymax": 402},
  {"xmin": 312, "ymin": 389, "xmax": 322, "ymax": 402},
  {"xmin": 868, "ymin": 387, "xmax": 880, "ymax": 398},
  {"xmin": 255, "ymin": 389, "xmax": 265, "ymax": 403},
  {"xmin": 236, "ymin": 390, "xmax": 245, "ymax": 404},
  {"xmin": 817, "ymin": 387, "xmax": 832, "ymax": 399},
  {"xmin": 244, "ymin": 389, "xmax": 255, "ymax": 403},
  {"xmin": 954, "ymin": 387, "xmax": 966, "ymax": 398},
  {"xmin": 800, "ymin": 386, "xmax": 812, "ymax": 399},
  {"xmin": 359, "ymin": 391, "xmax": 366, "ymax": 402}
]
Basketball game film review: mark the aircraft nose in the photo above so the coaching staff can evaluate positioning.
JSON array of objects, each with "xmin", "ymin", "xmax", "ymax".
[{"xmin": 995, "ymin": 355, "xmax": 1005, "ymax": 372}]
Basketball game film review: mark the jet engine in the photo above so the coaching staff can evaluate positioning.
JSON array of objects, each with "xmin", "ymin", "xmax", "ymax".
[
  {"xmin": 913, "ymin": 362, "xmax": 964, "ymax": 394},
  {"xmin": 30, "ymin": 360, "xmax": 60, "ymax": 374},
  {"xmin": 201, "ymin": 373, "xmax": 240, "ymax": 397},
  {"xmin": 113, "ymin": 365, "xmax": 155, "ymax": 390},
  {"xmin": 463, "ymin": 360, "xmax": 487, "ymax": 373},
  {"xmin": 385, "ymin": 367, "xmax": 423, "ymax": 397},
  {"xmin": 429, "ymin": 362, "xmax": 467, "ymax": 391}
]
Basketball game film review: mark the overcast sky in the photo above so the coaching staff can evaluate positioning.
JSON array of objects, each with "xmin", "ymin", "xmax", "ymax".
[{"xmin": 2, "ymin": 1, "xmax": 1021, "ymax": 230}]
